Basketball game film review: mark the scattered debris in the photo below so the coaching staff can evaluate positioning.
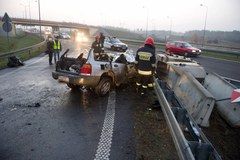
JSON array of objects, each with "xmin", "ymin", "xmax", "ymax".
[
  {"xmin": 26, "ymin": 123, "xmax": 32, "ymax": 125},
  {"xmin": 0, "ymin": 97, "xmax": 3, "ymax": 101},
  {"xmin": 27, "ymin": 103, "xmax": 41, "ymax": 108},
  {"xmin": 34, "ymin": 103, "xmax": 40, "ymax": 107},
  {"xmin": 10, "ymin": 108, "xmax": 17, "ymax": 111},
  {"xmin": 31, "ymin": 149, "xmax": 35, "ymax": 151}
]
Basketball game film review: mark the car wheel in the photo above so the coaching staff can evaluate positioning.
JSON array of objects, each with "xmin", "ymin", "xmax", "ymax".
[
  {"xmin": 95, "ymin": 77, "xmax": 112, "ymax": 96},
  {"xmin": 184, "ymin": 52, "xmax": 188, "ymax": 57},
  {"xmin": 67, "ymin": 83, "xmax": 79, "ymax": 90}
]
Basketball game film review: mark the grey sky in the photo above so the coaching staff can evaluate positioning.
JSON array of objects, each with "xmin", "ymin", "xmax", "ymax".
[{"xmin": 0, "ymin": 0, "xmax": 240, "ymax": 32}]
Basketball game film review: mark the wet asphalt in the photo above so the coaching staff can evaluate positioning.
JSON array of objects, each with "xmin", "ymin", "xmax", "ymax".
[
  {"xmin": 0, "ymin": 40, "xmax": 136, "ymax": 160},
  {"xmin": 0, "ymin": 40, "xmax": 239, "ymax": 160}
]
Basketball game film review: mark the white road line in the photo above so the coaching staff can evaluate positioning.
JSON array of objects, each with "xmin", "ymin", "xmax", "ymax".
[{"xmin": 94, "ymin": 91, "xmax": 116, "ymax": 160}]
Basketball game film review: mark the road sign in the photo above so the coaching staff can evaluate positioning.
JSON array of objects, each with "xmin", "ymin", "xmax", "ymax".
[
  {"xmin": 231, "ymin": 89, "xmax": 240, "ymax": 103},
  {"xmin": 2, "ymin": 12, "xmax": 12, "ymax": 22},
  {"xmin": 2, "ymin": 22, "xmax": 12, "ymax": 32}
]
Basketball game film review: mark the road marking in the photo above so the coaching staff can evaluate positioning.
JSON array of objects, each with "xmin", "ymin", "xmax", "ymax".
[{"xmin": 94, "ymin": 91, "xmax": 116, "ymax": 160}]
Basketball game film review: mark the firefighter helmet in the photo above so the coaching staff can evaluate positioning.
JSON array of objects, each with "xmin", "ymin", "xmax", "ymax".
[
  {"xmin": 144, "ymin": 37, "xmax": 155, "ymax": 46},
  {"xmin": 95, "ymin": 35, "xmax": 100, "ymax": 40}
]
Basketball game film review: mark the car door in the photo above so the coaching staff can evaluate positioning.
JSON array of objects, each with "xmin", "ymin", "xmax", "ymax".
[
  {"xmin": 175, "ymin": 42, "xmax": 184, "ymax": 55},
  {"xmin": 111, "ymin": 61, "xmax": 127, "ymax": 84}
]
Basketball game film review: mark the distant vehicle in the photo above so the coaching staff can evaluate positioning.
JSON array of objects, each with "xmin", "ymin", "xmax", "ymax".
[
  {"xmin": 60, "ymin": 32, "xmax": 71, "ymax": 39},
  {"xmin": 53, "ymin": 32, "xmax": 71, "ymax": 39},
  {"xmin": 104, "ymin": 37, "xmax": 128, "ymax": 52},
  {"xmin": 52, "ymin": 49, "xmax": 136, "ymax": 96},
  {"xmin": 165, "ymin": 41, "xmax": 201, "ymax": 57},
  {"xmin": 75, "ymin": 32, "xmax": 88, "ymax": 42}
]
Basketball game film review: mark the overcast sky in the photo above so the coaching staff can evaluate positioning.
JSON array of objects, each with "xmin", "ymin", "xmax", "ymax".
[{"xmin": 1, "ymin": 0, "xmax": 240, "ymax": 32}]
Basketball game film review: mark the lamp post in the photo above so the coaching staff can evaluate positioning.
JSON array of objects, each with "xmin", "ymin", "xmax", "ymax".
[
  {"xmin": 200, "ymin": 4, "xmax": 208, "ymax": 47},
  {"xmin": 143, "ymin": 6, "xmax": 149, "ymax": 38},
  {"xmin": 167, "ymin": 16, "xmax": 173, "ymax": 40},
  {"xmin": 36, "ymin": 0, "xmax": 42, "ymax": 37}
]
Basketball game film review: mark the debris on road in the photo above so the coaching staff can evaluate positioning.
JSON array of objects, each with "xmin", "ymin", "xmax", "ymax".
[{"xmin": 0, "ymin": 97, "xmax": 3, "ymax": 101}]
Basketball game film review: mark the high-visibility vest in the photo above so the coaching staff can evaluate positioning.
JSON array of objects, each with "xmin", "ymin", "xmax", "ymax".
[{"xmin": 53, "ymin": 40, "xmax": 60, "ymax": 50}]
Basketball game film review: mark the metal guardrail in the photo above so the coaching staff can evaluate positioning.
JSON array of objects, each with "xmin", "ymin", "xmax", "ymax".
[
  {"xmin": 0, "ymin": 41, "xmax": 46, "ymax": 58},
  {"xmin": 154, "ymin": 78, "xmax": 222, "ymax": 160},
  {"xmin": 120, "ymin": 38, "xmax": 240, "ymax": 57}
]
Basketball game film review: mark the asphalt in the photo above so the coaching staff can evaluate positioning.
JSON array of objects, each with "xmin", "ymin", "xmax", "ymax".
[{"xmin": 0, "ymin": 39, "xmax": 239, "ymax": 160}]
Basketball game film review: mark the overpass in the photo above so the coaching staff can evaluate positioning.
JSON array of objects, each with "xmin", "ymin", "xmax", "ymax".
[{"xmin": 0, "ymin": 17, "xmax": 98, "ymax": 36}]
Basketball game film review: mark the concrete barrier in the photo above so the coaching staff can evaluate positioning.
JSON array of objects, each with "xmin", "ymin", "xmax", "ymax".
[
  {"xmin": 203, "ymin": 72, "xmax": 240, "ymax": 127},
  {"xmin": 165, "ymin": 65, "xmax": 215, "ymax": 127}
]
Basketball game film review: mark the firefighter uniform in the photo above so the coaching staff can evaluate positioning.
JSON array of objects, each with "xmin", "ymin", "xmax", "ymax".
[
  {"xmin": 92, "ymin": 35, "xmax": 108, "ymax": 61},
  {"xmin": 135, "ymin": 37, "xmax": 156, "ymax": 96}
]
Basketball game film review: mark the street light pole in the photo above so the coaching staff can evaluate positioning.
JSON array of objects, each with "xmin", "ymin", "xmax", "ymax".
[
  {"xmin": 37, "ymin": 0, "xmax": 42, "ymax": 37},
  {"xmin": 143, "ymin": 6, "xmax": 149, "ymax": 38},
  {"xmin": 167, "ymin": 16, "xmax": 173, "ymax": 40},
  {"xmin": 28, "ymin": 0, "xmax": 32, "ymax": 27},
  {"xmin": 200, "ymin": 4, "xmax": 208, "ymax": 47}
]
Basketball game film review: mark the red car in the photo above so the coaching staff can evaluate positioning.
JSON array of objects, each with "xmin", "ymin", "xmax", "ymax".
[{"xmin": 165, "ymin": 41, "xmax": 201, "ymax": 57}]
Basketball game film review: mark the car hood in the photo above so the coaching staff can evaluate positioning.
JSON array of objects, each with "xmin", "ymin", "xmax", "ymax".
[
  {"xmin": 188, "ymin": 47, "xmax": 200, "ymax": 51},
  {"xmin": 113, "ymin": 42, "xmax": 127, "ymax": 46}
]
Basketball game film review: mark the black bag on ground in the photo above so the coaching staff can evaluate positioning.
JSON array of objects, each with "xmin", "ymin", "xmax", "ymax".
[{"xmin": 7, "ymin": 56, "xmax": 24, "ymax": 67}]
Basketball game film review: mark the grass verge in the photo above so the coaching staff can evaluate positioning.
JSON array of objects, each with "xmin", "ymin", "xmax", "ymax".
[{"xmin": 0, "ymin": 33, "xmax": 46, "ymax": 69}]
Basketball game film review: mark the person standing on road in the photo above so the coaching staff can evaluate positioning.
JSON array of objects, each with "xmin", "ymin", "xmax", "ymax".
[
  {"xmin": 46, "ymin": 37, "xmax": 54, "ymax": 65},
  {"xmin": 53, "ymin": 37, "xmax": 62, "ymax": 63},
  {"xmin": 92, "ymin": 35, "xmax": 108, "ymax": 61},
  {"xmin": 99, "ymin": 32, "xmax": 105, "ymax": 53},
  {"xmin": 135, "ymin": 37, "xmax": 156, "ymax": 96}
]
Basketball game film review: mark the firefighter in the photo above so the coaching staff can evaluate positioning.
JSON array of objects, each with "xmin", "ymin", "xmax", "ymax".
[
  {"xmin": 53, "ymin": 37, "xmax": 62, "ymax": 63},
  {"xmin": 92, "ymin": 35, "xmax": 108, "ymax": 60},
  {"xmin": 91, "ymin": 35, "xmax": 102, "ymax": 54},
  {"xmin": 135, "ymin": 37, "xmax": 156, "ymax": 96}
]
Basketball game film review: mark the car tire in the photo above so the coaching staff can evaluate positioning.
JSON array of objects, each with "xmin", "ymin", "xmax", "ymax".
[
  {"xmin": 67, "ymin": 83, "xmax": 79, "ymax": 90},
  {"xmin": 95, "ymin": 77, "xmax": 112, "ymax": 96},
  {"xmin": 184, "ymin": 52, "xmax": 188, "ymax": 57}
]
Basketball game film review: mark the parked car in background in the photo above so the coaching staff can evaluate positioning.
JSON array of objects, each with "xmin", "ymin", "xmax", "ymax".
[
  {"xmin": 165, "ymin": 41, "xmax": 201, "ymax": 57},
  {"xmin": 104, "ymin": 37, "xmax": 128, "ymax": 52}
]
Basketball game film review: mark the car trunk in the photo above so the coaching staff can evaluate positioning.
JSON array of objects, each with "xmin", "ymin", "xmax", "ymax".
[{"xmin": 56, "ymin": 50, "xmax": 87, "ymax": 74}]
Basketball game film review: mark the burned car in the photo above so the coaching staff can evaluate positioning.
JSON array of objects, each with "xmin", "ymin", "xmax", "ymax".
[{"xmin": 52, "ymin": 49, "xmax": 136, "ymax": 96}]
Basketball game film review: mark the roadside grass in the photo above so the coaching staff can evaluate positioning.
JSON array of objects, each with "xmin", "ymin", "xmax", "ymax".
[
  {"xmin": 0, "ymin": 33, "xmax": 46, "ymax": 69},
  {"xmin": 0, "ymin": 33, "xmax": 42, "ymax": 53},
  {"xmin": 123, "ymin": 40, "xmax": 240, "ymax": 62},
  {"xmin": 201, "ymin": 51, "xmax": 240, "ymax": 62}
]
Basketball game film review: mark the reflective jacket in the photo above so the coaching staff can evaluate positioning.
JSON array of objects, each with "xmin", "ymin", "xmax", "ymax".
[
  {"xmin": 53, "ymin": 40, "xmax": 61, "ymax": 50},
  {"xmin": 135, "ymin": 44, "xmax": 156, "ymax": 75}
]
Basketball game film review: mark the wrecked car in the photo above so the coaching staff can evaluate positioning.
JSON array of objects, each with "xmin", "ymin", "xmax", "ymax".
[{"xmin": 52, "ymin": 49, "xmax": 136, "ymax": 96}]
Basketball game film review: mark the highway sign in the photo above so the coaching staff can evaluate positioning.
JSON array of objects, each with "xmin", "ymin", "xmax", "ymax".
[
  {"xmin": 2, "ymin": 22, "xmax": 12, "ymax": 32},
  {"xmin": 2, "ymin": 12, "xmax": 12, "ymax": 22},
  {"xmin": 231, "ymin": 89, "xmax": 240, "ymax": 103}
]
